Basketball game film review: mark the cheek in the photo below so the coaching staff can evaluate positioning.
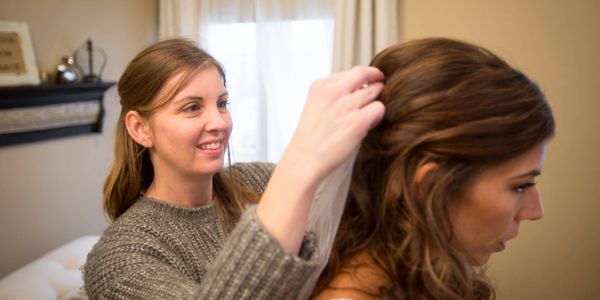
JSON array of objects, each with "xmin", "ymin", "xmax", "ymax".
[
  {"xmin": 470, "ymin": 189, "xmax": 515, "ymax": 226},
  {"xmin": 152, "ymin": 119, "xmax": 196, "ymax": 147},
  {"xmin": 473, "ymin": 201, "xmax": 518, "ymax": 253},
  {"xmin": 224, "ymin": 115, "xmax": 233, "ymax": 136},
  {"xmin": 452, "ymin": 187, "xmax": 515, "ymax": 245}
]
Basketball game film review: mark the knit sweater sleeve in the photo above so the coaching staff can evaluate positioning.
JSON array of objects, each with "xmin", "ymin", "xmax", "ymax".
[
  {"xmin": 193, "ymin": 205, "xmax": 318, "ymax": 298},
  {"xmin": 84, "ymin": 162, "xmax": 319, "ymax": 299},
  {"xmin": 197, "ymin": 162, "xmax": 319, "ymax": 298}
]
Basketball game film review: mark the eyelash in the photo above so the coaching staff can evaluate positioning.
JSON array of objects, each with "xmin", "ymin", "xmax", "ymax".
[
  {"xmin": 183, "ymin": 103, "xmax": 201, "ymax": 112},
  {"xmin": 514, "ymin": 182, "xmax": 537, "ymax": 193},
  {"xmin": 182, "ymin": 100, "xmax": 229, "ymax": 113},
  {"xmin": 218, "ymin": 100, "xmax": 230, "ymax": 109}
]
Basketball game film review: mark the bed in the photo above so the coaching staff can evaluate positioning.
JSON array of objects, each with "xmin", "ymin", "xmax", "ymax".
[{"xmin": 0, "ymin": 235, "xmax": 99, "ymax": 300}]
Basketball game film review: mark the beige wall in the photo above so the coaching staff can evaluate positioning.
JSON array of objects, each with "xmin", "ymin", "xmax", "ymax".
[
  {"xmin": 0, "ymin": 0, "xmax": 157, "ymax": 277},
  {"xmin": 402, "ymin": 0, "xmax": 600, "ymax": 299}
]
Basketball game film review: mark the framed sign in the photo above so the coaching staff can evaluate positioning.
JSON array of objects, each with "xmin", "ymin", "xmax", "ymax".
[{"xmin": 0, "ymin": 21, "xmax": 40, "ymax": 86}]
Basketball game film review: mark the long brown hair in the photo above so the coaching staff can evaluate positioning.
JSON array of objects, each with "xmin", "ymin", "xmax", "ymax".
[
  {"xmin": 103, "ymin": 38, "xmax": 257, "ymax": 226},
  {"xmin": 314, "ymin": 38, "xmax": 555, "ymax": 299}
]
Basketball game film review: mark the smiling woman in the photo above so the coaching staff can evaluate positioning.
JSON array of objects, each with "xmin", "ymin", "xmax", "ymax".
[
  {"xmin": 83, "ymin": 38, "xmax": 385, "ymax": 299},
  {"xmin": 125, "ymin": 66, "xmax": 233, "ymax": 207}
]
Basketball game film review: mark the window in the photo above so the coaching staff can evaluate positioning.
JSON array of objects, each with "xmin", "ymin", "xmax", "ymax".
[{"xmin": 203, "ymin": 18, "xmax": 333, "ymax": 163}]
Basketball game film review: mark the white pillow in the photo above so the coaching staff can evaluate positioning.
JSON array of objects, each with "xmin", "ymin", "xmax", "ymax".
[{"xmin": 0, "ymin": 235, "xmax": 99, "ymax": 300}]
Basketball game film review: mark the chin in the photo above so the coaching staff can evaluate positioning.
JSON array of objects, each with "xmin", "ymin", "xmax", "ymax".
[
  {"xmin": 210, "ymin": 162, "xmax": 225, "ymax": 173},
  {"xmin": 200, "ymin": 161, "xmax": 225, "ymax": 176},
  {"xmin": 468, "ymin": 253, "xmax": 491, "ymax": 266}
]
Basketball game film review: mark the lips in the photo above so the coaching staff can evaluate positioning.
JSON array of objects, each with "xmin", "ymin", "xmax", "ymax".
[
  {"xmin": 498, "ymin": 241, "xmax": 506, "ymax": 251},
  {"xmin": 198, "ymin": 141, "xmax": 222, "ymax": 150},
  {"xmin": 496, "ymin": 230, "xmax": 518, "ymax": 252}
]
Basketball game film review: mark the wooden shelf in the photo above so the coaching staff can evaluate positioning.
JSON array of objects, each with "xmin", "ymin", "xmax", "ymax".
[{"xmin": 0, "ymin": 82, "xmax": 115, "ymax": 146}]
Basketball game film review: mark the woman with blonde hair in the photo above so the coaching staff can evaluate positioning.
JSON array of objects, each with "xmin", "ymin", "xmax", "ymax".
[
  {"xmin": 83, "ymin": 38, "xmax": 385, "ymax": 299},
  {"xmin": 312, "ymin": 38, "xmax": 555, "ymax": 299}
]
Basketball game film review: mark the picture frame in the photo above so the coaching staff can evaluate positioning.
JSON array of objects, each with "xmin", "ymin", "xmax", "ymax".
[{"xmin": 0, "ymin": 21, "xmax": 40, "ymax": 86}]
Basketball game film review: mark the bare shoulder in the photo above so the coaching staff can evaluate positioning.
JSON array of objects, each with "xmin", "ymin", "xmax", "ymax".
[
  {"xmin": 311, "ymin": 277, "xmax": 382, "ymax": 300},
  {"xmin": 312, "ymin": 252, "xmax": 389, "ymax": 300}
]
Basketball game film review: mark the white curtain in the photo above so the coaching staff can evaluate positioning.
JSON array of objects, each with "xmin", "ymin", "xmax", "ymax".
[
  {"xmin": 160, "ymin": 0, "xmax": 335, "ymax": 163},
  {"xmin": 159, "ymin": 0, "xmax": 401, "ymax": 71},
  {"xmin": 159, "ymin": 0, "xmax": 199, "ymax": 40},
  {"xmin": 333, "ymin": 0, "xmax": 400, "ymax": 71}
]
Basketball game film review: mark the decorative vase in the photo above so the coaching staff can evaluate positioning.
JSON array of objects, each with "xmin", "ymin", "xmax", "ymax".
[
  {"xmin": 74, "ymin": 39, "xmax": 107, "ymax": 83},
  {"xmin": 54, "ymin": 56, "xmax": 82, "ymax": 84}
]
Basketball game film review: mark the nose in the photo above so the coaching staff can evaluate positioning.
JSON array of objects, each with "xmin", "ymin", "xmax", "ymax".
[
  {"xmin": 518, "ymin": 187, "xmax": 544, "ymax": 221},
  {"xmin": 204, "ymin": 106, "xmax": 229, "ymax": 132}
]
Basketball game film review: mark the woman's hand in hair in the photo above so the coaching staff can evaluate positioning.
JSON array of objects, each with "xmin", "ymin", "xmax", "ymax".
[
  {"xmin": 257, "ymin": 66, "xmax": 384, "ymax": 254},
  {"xmin": 285, "ymin": 66, "xmax": 385, "ymax": 179}
]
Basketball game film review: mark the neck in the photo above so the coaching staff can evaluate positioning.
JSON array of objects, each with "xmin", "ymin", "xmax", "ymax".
[
  {"xmin": 339, "ymin": 251, "xmax": 390, "ymax": 293},
  {"xmin": 146, "ymin": 170, "xmax": 215, "ymax": 207}
]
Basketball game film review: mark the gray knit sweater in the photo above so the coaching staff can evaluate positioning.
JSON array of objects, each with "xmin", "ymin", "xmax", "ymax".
[{"xmin": 83, "ymin": 162, "xmax": 318, "ymax": 299}]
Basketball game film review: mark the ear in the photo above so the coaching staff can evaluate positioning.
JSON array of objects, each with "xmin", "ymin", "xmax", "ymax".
[
  {"xmin": 125, "ymin": 110, "xmax": 153, "ymax": 148},
  {"xmin": 414, "ymin": 162, "xmax": 439, "ymax": 184}
]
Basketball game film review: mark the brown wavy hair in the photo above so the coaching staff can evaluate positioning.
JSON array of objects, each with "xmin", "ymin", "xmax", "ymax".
[
  {"xmin": 103, "ymin": 38, "xmax": 257, "ymax": 227},
  {"xmin": 313, "ymin": 38, "xmax": 555, "ymax": 299}
]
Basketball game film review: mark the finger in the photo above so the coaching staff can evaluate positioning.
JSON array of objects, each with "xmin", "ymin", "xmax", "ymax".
[
  {"xmin": 356, "ymin": 100, "xmax": 386, "ymax": 133},
  {"xmin": 343, "ymin": 82, "xmax": 384, "ymax": 109},
  {"xmin": 337, "ymin": 66, "xmax": 384, "ymax": 93}
]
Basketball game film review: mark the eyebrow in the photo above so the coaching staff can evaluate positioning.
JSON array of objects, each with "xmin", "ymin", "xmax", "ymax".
[
  {"xmin": 173, "ymin": 92, "xmax": 229, "ymax": 104},
  {"xmin": 509, "ymin": 169, "xmax": 541, "ymax": 180}
]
